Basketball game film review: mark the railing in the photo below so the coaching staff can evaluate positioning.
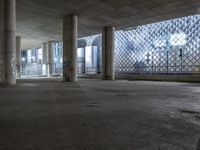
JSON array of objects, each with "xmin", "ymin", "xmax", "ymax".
[
  {"xmin": 21, "ymin": 63, "xmax": 47, "ymax": 77},
  {"xmin": 115, "ymin": 66, "xmax": 200, "ymax": 74},
  {"xmin": 77, "ymin": 67, "xmax": 101, "ymax": 79}
]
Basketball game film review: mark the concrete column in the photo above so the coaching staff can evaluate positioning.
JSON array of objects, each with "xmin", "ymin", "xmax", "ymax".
[
  {"xmin": 16, "ymin": 36, "xmax": 21, "ymax": 77},
  {"xmin": 102, "ymin": 26, "xmax": 115, "ymax": 80},
  {"xmin": 42, "ymin": 42, "xmax": 48, "ymax": 76},
  {"xmin": 48, "ymin": 41, "xmax": 54, "ymax": 77},
  {"xmin": 42, "ymin": 43, "xmax": 48, "ymax": 64},
  {"xmin": 0, "ymin": 0, "xmax": 4, "ymax": 83},
  {"xmin": 0, "ymin": 0, "xmax": 16, "ymax": 85},
  {"xmin": 197, "ymin": 136, "xmax": 200, "ymax": 150},
  {"xmin": 63, "ymin": 15, "xmax": 78, "ymax": 82}
]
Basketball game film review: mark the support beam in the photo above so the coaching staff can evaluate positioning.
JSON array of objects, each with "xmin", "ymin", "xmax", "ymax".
[
  {"xmin": 63, "ymin": 15, "xmax": 78, "ymax": 82},
  {"xmin": 102, "ymin": 26, "xmax": 115, "ymax": 80},
  {"xmin": 48, "ymin": 41, "xmax": 54, "ymax": 77},
  {"xmin": 0, "ymin": 0, "xmax": 16, "ymax": 85},
  {"xmin": 16, "ymin": 36, "xmax": 21, "ymax": 77}
]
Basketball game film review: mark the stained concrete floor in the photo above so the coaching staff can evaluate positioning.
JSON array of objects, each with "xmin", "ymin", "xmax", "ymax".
[{"xmin": 0, "ymin": 79, "xmax": 200, "ymax": 150}]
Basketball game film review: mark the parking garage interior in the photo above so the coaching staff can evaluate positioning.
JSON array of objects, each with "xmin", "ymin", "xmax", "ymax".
[{"xmin": 0, "ymin": 0, "xmax": 200, "ymax": 149}]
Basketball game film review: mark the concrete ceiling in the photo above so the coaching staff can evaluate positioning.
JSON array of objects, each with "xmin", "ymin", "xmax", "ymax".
[{"xmin": 16, "ymin": 0, "xmax": 200, "ymax": 50}]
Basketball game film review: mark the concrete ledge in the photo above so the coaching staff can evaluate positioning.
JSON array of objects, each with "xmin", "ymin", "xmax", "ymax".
[{"xmin": 116, "ymin": 73, "xmax": 200, "ymax": 83}]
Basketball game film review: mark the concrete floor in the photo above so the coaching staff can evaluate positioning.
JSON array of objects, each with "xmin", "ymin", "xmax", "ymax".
[{"xmin": 0, "ymin": 79, "xmax": 200, "ymax": 150}]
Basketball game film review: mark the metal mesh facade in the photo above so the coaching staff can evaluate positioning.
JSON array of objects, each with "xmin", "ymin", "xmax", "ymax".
[
  {"xmin": 21, "ymin": 48, "xmax": 45, "ymax": 77},
  {"xmin": 78, "ymin": 34, "xmax": 102, "ymax": 76},
  {"xmin": 78, "ymin": 34, "xmax": 102, "ymax": 48},
  {"xmin": 53, "ymin": 42, "xmax": 63, "ymax": 75},
  {"xmin": 115, "ymin": 14, "xmax": 200, "ymax": 74},
  {"xmin": 19, "ymin": 14, "xmax": 200, "ymax": 78}
]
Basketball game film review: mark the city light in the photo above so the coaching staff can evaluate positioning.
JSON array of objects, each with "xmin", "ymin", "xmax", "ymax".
[
  {"xmin": 22, "ymin": 57, "xmax": 26, "ymax": 62},
  {"xmin": 169, "ymin": 33, "xmax": 187, "ymax": 46}
]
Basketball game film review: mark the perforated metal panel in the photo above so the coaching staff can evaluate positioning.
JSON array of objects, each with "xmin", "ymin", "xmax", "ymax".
[{"xmin": 115, "ymin": 14, "xmax": 200, "ymax": 74}]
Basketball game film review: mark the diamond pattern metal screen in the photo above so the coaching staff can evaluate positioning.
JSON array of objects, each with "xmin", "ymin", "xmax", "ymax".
[
  {"xmin": 20, "ymin": 14, "xmax": 200, "ymax": 77},
  {"xmin": 115, "ymin": 14, "xmax": 200, "ymax": 74},
  {"xmin": 78, "ymin": 34, "xmax": 102, "ymax": 48}
]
